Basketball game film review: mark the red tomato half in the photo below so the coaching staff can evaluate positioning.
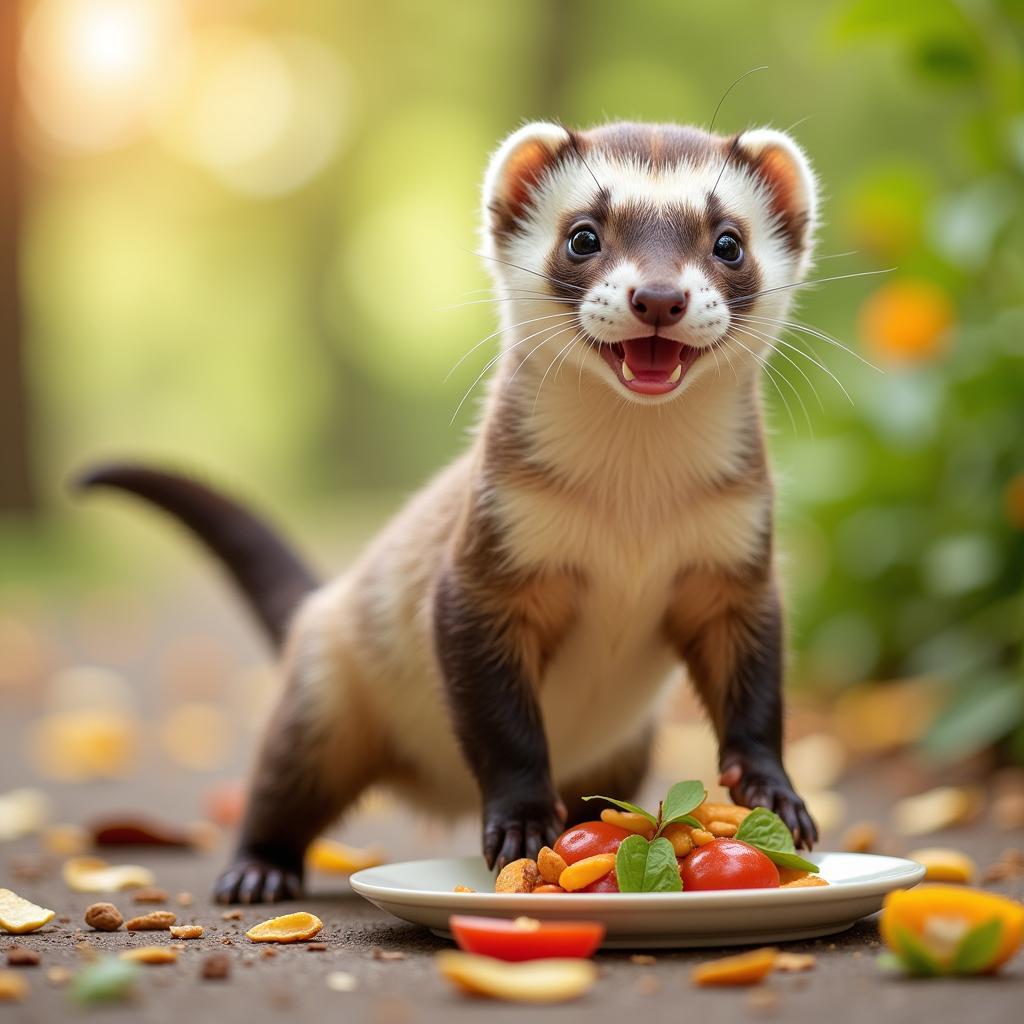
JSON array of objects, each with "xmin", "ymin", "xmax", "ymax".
[
  {"xmin": 449, "ymin": 915, "xmax": 605, "ymax": 961},
  {"xmin": 553, "ymin": 822, "xmax": 633, "ymax": 865},
  {"xmin": 680, "ymin": 839, "xmax": 780, "ymax": 891}
]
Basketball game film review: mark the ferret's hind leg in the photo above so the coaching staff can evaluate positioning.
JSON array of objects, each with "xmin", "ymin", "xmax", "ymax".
[
  {"xmin": 214, "ymin": 653, "xmax": 382, "ymax": 904},
  {"xmin": 557, "ymin": 725, "xmax": 653, "ymax": 827}
]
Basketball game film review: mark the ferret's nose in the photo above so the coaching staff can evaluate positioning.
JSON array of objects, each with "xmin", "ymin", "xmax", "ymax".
[{"xmin": 629, "ymin": 284, "xmax": 688, "ymax": 327}]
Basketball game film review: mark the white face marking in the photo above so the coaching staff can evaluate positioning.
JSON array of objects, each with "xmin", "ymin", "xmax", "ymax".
[{"xmin": 482, "ymin": 126, "xmax": 817, "ymax": 407}]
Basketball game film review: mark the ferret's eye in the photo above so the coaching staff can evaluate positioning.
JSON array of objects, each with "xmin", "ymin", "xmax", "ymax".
[
  {"xmin": 568, "ymin": 227, "xmax": 601, "ymax": 258},
  {"xmin": 713, "ymin": 232, "xmax": 743, "ymax": 265}
]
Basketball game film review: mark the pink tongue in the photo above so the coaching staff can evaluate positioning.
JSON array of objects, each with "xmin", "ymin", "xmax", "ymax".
[{"xmin": 623, "ymin": 338, "xmax": 683, "ymax": 377}]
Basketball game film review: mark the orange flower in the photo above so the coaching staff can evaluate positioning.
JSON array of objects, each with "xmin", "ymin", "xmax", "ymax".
[{"xmin": 858, "ymin": 280, "xmax": 955, "ymax": 364}]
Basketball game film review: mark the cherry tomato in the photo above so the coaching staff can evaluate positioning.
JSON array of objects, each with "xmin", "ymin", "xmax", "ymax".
[
  {"xmin": 580, "ymin": 871, "xmax": 619, "ymax": 894},
  {"xmin": 449, "ymin": 915, "xmax": 605, "ymax": 961},
  {"xmin": 553, "ymin": 822, "xmax": 633, "ymax": 865},
  {"xmin": 680, "ymin": 839, "xmax": 780, "ymax": 891}
]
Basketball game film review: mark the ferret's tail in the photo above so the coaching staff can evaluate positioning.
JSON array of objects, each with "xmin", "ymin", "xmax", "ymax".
[{"xmin": 74, "ymin": 462, "xmax": 318, "ymax": 649}]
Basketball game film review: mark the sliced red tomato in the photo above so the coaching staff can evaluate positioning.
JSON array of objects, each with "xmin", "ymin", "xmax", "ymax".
[
  {"xmin": 449, "ymin": 915, "xmax": 605, "ymax": 961},
  {"xmin": 679, "ymin": 838, "xmax": 780, "ymax": 891},
  {"xmin": 553, "ymin": 822, "xmax": 633, "ymax": 865}
]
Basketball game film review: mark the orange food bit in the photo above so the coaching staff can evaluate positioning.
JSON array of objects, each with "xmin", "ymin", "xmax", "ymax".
[
  {"xmin": 691, "ymin": 947, "xmax": 778, "ymax": 986},
  {"xmin": 245, "ymin": 911, "xmax": 323, "ymax": 944},
  {"xmin": 558, "ymin": 854, "xmax": 616, "ymax": 892},
  {"xmin": 858, "ymin": 279, "xmax": 955, "ymax": 364}
]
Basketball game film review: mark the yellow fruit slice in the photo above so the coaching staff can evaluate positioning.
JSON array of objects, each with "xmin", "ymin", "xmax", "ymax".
[
  {"xmin": 245, "ymin": 911, "xmax": 323, "ymax": 944},
  {"xmin": 437, "ymin": 952, "xmax": 596, "ymax": 1003},
  {"xmin": 307, "ymin": 838, "xmax": 386, "ymax": 874},
  {"xmin": 0, "ymin": 888, "xmax": 55, "ymax": 934}
]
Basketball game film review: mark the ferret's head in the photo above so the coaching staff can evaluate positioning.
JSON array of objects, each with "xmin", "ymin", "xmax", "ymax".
[{"xmin": 481, "ymin": 121, "xmax": 817, "ymax": 403}]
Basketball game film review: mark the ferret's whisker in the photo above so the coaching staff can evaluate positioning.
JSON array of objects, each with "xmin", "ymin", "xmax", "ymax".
[
  {"xmin": 729, "ymin": 322, "xmax": 826, "ymax": 412},
  {"xmin": 437, "ymin": 295, "xmax": 578, "ymax": 312},
  {"xmin": 507, "ymin": 319, "xmax": 582, "ymax": 386},
  {"xmin": 532, "ymin": 329, "xmax": 586, "ymax": 414},
  {"xmin": 725, "ymin": 267, "xmax": 896, "ymax": 308},
  {"xmin": 472, "ymin": 250, "xmax": 588, "ymax": 293},
  {"xmin": 732, "ymin": 312, "xmax": 882, "ymax": 372},
  {"xmin": 444, "ymin": 311, "xmax": 577, "ymax": 382},
  {"xmin": 724, "ymin": 331, "xmax": 803, "ymax": 434}
]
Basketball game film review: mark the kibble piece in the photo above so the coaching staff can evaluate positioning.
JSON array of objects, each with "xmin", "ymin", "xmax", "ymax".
[
  {"xmin": 531, "ymin": 885, "xmax": 566, "ymax": 894},
  {"xmin": 201, "ymin": 953, "xmax": 231, "ymax": 980},
  {"xmin": 6, "ymin": 946, "xmax": 41, "ymax": 967},
  {"xmin": 0, "ymin": 888, "xmax": 55, "ymax": 934},
  {"xmin": 245, "ymin": 912, "xmax": 323, "ymax": 944},
  {"xmin": 692, "ymin": 947, "xmax": 778, "ymax": 986},
  {"xmin": 841, "ymin": 821, "xmax": 879, "ymax": 853},
  {"xmin": 125, "ymin": 911, "xmax": 176, "ymax": 931},
  {"xmin": 437, "ymin": 951, "xmax": 596, "ymax": 1003},
  {"xmin": 779, "ymin": 872, "xmax": 829, "ymax": 888},
  {"xmin": 63, "ymin": 856, "xmax": 154, "ymax": 893},
  {"xmin": 120, "ymin": 947, "xmax": 178, "ymax": 965},
  {"xmin": 131, "ymin": 887, "xmax": 168, "ymax": 904},
  {"xmin": 169, "ymin": 925, "xmax": 203, "ymax": 940},
  {"xmin": 176, "ymin": 892, "xmax": 194, "ymax": 906},
  {"xmin": 46, "ymin": 966, "xmax": 71, "ymax": 986},
  {"xmin": 0, "ymin": 970, "xmax": 29, "ymax": 1001},
  {"xmin": 537, "ymin": 846, "xmax": 568, "ymax": 885},
  {"xmin": 221, "ymin": 909, "xmax": 243, "ymax": 920},
  {"xmin": 599, "ymin": 808, "xmax": 653, "ymax": 834},
  {"xmin": 84, "ymin": 902, "xmax": 123, "ymax": 932},
  {"xmin": 372, "ymin": 947, "xmax": 406, "ymax": 961},
  {"xmin": 558, "ymin": 854, "xmax": 616, "ymax": 892},
  {"xmin": 707, "ymin": 820, "xmax": 738, "ymax": 837},
  {"xmin": 453, "ymin": 885, "xmax": 475, "ymax": 893},
  {"xmin": 494, "ymin": 859, "xmax": 540, "ymax": 894},
  {"xmin": 306, "ymin": 942, "xmax": 328, "ymax": 952},
  {"xmin": 775, "ymin": 952, "xmax": 816, "ymax": 972}
]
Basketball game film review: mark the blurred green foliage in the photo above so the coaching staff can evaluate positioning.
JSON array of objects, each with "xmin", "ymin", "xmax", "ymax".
[{"xmin": 8, "ymin": 0, "xmax": 1024, "ymax": 758}]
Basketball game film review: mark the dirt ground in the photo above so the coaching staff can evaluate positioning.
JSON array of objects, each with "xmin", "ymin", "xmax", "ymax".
[{"xmin": 1, "ymin": 590, "xmax": 1022, "ymax": 1023}]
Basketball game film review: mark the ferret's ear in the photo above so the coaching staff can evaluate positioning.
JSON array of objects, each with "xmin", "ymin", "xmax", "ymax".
[
  {"xmin": 483, "ymin": 122, "xmax": 571, "ymax": 235},
  {"xmin": 735, "ymin": 128, "xmax": 817, "ymax": 254}
]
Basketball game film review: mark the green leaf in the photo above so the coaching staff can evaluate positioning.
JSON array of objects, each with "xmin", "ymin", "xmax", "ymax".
[
  {"xmin": 735, "ymin": 807, "xmax": 795, "ymax": 853},
  {"xmin": 614, "ymin": 835, "xmax": 682, "ymax": 893},
  {"xmin": 762, "ymin": 849, "xmax": 821, "ymax": 873},
  {"xmin": 892, "ymin": 927, "xmax": 941, "ymax": 977},
  {"xmin": 952, "ymin": 917, "xmax": 1003, "ymax": 974},
  {"xmin": 582, "ymin": 795, "xmax": 657, "ymax": 827},
  {"xmin": 735, "ymin": 808, "xmax": 820, "ymax": 872},
  {"xmin": 659, "ymin": 781, "xmax": 706, "ymax": 829}
]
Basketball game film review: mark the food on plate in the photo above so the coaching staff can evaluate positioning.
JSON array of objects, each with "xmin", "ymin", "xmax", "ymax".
[
  {"xmin": 880, "ymin": 885, "xmax": 1023, "ymax": 976},
  {"xmin": 437, "ymin": 951, "xmax": 597, "ymax": 1003},
  {"xmin": 489, "ymin": 780, "xmax": 824, "ymax": 895},
  {"xmin": 449, "ymin": 916, "xmax": 605, "ymax": 961}
]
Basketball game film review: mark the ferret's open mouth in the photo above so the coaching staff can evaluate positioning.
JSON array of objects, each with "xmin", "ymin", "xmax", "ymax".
[{"xmin": 599, "ymin": 337, "xmax": 702, "ymax": 395}]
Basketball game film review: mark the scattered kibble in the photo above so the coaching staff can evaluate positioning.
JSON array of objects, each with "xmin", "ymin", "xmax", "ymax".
[
  {"xmin": 84, "ymin": 902, "xmax": 123, "ymax": 932},
  {"xmin": 306, "ymin": 942, "xmax": 328, "ymax": 952},
  {"xmin": 46, "ymin": 966, "xmax": 71, "ymax": 986},
  {"xmin": 176, "ymin": 892, "xmax": 194, "ymax": 907},
  {"xmin": 246, "ymin": 912, "xmax": 323, "ymax": 944},
  {"xmin": 893, "ymin": 787, "xmax": 980, "ymax": 836},
  {"xmin": 775, "ymin": 952, "xmax": 816, "ymax": 972},
  {"xmin": 0, "ymin": 970, "xmax": 28, "ymax": 1001},
  {"xmin": 91, "ymin": 817, "xmax": 191, "ymax": 848},
  {"xmin": 841, "ymin": 821, "xmax": 879, "ymax": 854},
  {"xmin": 0, "ymin": 888, "xmax": 56, "ymax": 934},
  {"xmin": 221, "ymin": 910, "xmax": 243, "ymax": 921},
  {"xmin": 120, "ymin": 947, "xmax": 178, "ymax": 965},
  {"xmin": 125, "ymin": 911, "xmax": 176, "ymax": 931},
  {"xmin": 41, "ymin": 823, "xmax": 90, "ymax": 856},
  {"xmin": 201, "ymin": 953, "xmax": 231, "ymax": 980},
  {"xmin": 325, "ymin": 971, "xmax": 358, "ymax": 992},
  {"xmin": 63, "ymin": 856, "xmax": 155, "ymax": 893},
  {"xmin": 692, "ymin": 948, "xmax": 778, "ymax": 987},
  {"xmin": 131, "ymin": 887, "xmax": 169, "ymax": 904},
  {"xmin": 69, "ymin": 956, "xmax": 140, "ymax": 1005},
  {"xmin": 372, "ymin": 947, "xmax": 406, "ymax": 961},
  {"xmin": 437, "ymin": 951, "xmax": 596, "ymax": 1003},
  {"xmin": 0, "ymin": 788, "xmax": 51, "ymax": 841},
  {"xmin": 6, "ymin": 946, "xmax": 41, "ymax": 967},
  {"xmin": 169, "ymin": 925, "xmax": 203, "ymax": 940}
]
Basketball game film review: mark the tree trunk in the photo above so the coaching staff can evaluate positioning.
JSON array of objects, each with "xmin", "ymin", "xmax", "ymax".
[{"xmin": 0, "ymin": 3, "xmax": 35, "ymax": 514}]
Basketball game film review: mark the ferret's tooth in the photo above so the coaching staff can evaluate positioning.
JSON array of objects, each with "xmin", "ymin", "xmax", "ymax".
[
  {"xmin": 669, "ymin": 363, "xmax": 682, "ymax": 383},
  {"xmin": 622, "ymin": 360, "xmax": 636, "ymax": 381}
]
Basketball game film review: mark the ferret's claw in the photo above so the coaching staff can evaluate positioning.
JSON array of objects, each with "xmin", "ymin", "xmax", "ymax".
[
  {"xmin": 213, "ymin": 856, "xmax": 303, "ymax": 904},
  {"xmin": 724, "ymin": 759, "xmax": 818, "ymax": 851},
  {"xmin": 483, "ymin": 793, "xmax": 565, "ymax": 871}
]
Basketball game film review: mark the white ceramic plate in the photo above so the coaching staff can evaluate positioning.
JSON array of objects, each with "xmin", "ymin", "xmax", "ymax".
[{"xmin": 350, "ymin": 852, "xmax": 924, "ymax": 948}]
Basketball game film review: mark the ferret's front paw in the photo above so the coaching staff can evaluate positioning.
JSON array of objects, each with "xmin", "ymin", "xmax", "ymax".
[
  {"xmin": 482, "ymin": 791, "xmax": 567, "ymax": 872},
  {"xmin": 719, "ymin": 758, "xmax": 818, "ymax": 850},
  {"xmin": 213, "ymin": 854, "xmax": 304, "ymax": 904}
]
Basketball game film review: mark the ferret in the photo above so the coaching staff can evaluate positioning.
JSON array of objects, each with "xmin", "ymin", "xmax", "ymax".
[{"xmin": 79, "ymin": 119, "xmax": 820, "ymax": 904}]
